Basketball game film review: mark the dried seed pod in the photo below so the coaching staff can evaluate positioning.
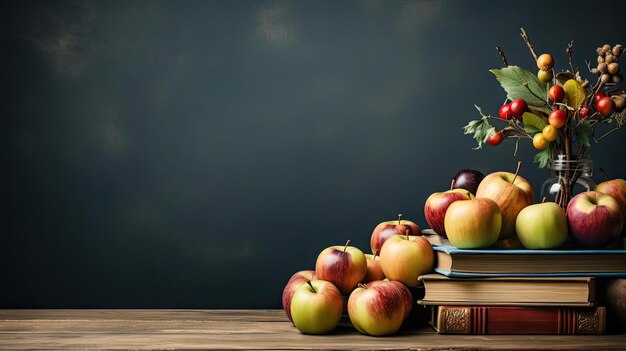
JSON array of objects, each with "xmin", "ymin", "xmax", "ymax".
[
  {"xmin": 591, "ymin": 68, "xmax": 600, "ymax": 76},
  {"xmin": 606, "ymin": 54, "xmax": 615, "ymax": 64},
  {"xmin": 598, "ymin": 56, "xmax": 605, "ymax": 64},
  {"xmin": 602, "ymin": 44, "xmax": 612, "ymax": 53},
  {"xmin": 601, "ymin": 73, "xmax": 612, "ymax": 84},
  {"xmin": 608, "ymin": 62, "xmax": 620, "ymax": 75},
  {"xmin": 581, "ymin": 80, "xmax": 590, "ymax": 88},
  {"xmin": 613, "ymin": 45, "xmax": 623, "ymax": 57},
  {"xmin": 597, "ymin": 47, "xmax": 604, "ymax": 56},
  {"xmin": 613, "ymin": 74, "xmax": 623, "ymax": 84},
  {"xmin": 598, "ymin": 62, "xmax": 608, "ymax": 73},
  {"xmin": 612, "ymin": 95, "xmax": 626, "ymax": 111}
]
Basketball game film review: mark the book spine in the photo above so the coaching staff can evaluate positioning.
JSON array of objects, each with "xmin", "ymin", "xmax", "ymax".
[{"xmin": 435, "ymin": 306, "xmax": 605, "ymax": 335}]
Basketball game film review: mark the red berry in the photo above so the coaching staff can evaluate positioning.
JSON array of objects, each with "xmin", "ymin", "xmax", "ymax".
[
  {"xmin": 595, "ymin": 96, "xmax": 615, "ymax": 117},
  {"xmin": 509, "ymin": 99, "xmax": 528, "ymax": 119},
  {"xmin": 499, "ymin": 104, "xmax": 512, "ymax": 120},
  {"xmin": 548, "ymin": 85, "xmax": 565, "ymax": 102},
  {"xmin": 488, "ymin": 131, "xmax": 504, "ymax": 146},
  {"xmin": 548, "ymin": 110, "xmax": 567, "ymax": 128},
  {"xmin": 594, "ymin": 92, "xmax": 606, "ymax": 103},
  {"xmin": 579, "ymin": 105, "xmax": 590, "ymax": 119}
]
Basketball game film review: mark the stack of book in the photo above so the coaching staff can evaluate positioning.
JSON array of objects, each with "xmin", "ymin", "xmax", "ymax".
[{"xmin": 420, "ymin": 231, "xmax": 626, "ymax": 335}]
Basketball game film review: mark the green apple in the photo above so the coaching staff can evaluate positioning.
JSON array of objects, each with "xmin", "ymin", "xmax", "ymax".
[
  {"xmin": 347, "ymin": 281, "xmax": 412, "ymax": 336},
  {"xmin": 515, "ymin": 202, "xmax": 568, "ymax": 249},
  {"xmin": 444, "ymin": 198, "xmax": 502, "ymax": 249},
  {"xmin": 290, "ymin": 280, "xmax": 343, "ymax": 334}
]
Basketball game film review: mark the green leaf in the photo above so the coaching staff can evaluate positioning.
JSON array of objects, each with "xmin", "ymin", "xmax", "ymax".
[
  {"xmin": 533, "ymin": 147, "xmax": 553, "ymax": 169},
  {"xmin": 522, "ymin": 112, "xmax": 548, "ymax": 135},
  {"xmin": 490, "ymin": 66, "xmax": 549, "ymax": 112},
  {"xmin": 463, "ymin": 112, "xmax": 494, "ymax": 150},
  {"xmin": 575, "ymin": 120, "xmax": 593, "ymax": 147}
]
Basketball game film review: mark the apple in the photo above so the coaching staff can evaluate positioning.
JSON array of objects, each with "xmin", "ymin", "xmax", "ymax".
[
  {"xmin": 567, "ymin": 191, "xmax": 624, "ymax": 248},
  {"xmin": 444, "ymin": 197, "xmax": 502, "ymax": 249},
  {"xmin": 596, "ymin": 178, "xmax": 626, "ymax": 233},
  {"xmin": 370, "ymin": 214, "xmax": 421, "ymax": 254},
  {"xmin": 315, "ymin": 240, "xmax": 367, "ymax": 295},
  {"xmin": 451, "ymin": 169, "xmax": 485, "ymax": 195},
  {"xmin": 424, "ymin": 186, "xmax": 475, "ymax": 237},
  {"xmin": 282, "ymin": 270, "xmax": 315, "ymax": 322},
  {"xmin": 347, "ymin": 280, "xmax": 412, "ymax": 336},
  {"xmin": 515, "ymin": 201, "xmax": 568, "ymax": 249},
  {"xmin": 290, "ymin": 280, "xmax": 343, "ymax": 334},
  {"xmin": 363, "ymin": 252, "xmax": 385, "ymax": 283},
  {"xmin": 379, "ymin": 233, "xmax": 434, "ymax": 287},
  {"xmin": 475, "ymin": 161, "xmax": 534, "ymax": 239}
]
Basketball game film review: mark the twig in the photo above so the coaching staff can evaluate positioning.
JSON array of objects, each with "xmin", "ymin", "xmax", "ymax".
[
  {"xmin": 594, "ymin": 126, "xmax": 621, "ymax": 142},
  {"xmin": 496, "ymin": 46, "xmax": 509, "ymax": 67},
  {"xmin": 520, "ymin": 28, "xmax": 538, "ymax": 61},
  {"xmin": 513, "ymin": 138, "xmax": 520, "ymax": 156},
  {"xmin": 566, "ymin": 40, "xmax": 575, "ymax": 73}
]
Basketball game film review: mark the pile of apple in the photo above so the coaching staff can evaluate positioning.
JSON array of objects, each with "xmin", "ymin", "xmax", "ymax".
[
  {"xmin": 282, "ymin": 162, "xmax": 626, "ymax": 336},
  {"xmin": 282, "ymin": 217, "xmax": 433, "ymax": 336},
  {"xmin": 424, "ymin": 162, "xmax": 625, "ymax": 250}
]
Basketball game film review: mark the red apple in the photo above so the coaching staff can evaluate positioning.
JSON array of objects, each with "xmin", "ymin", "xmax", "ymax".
[
  {"xmin": 315, "ymin": 240, "xmax": 367, "ymax": 295},
  {"xmin": 424, "ymin": 187, "xmax": 474, "ymax": 237},
  {"xmin": 282, "ymin": 270, "xmax": 315, "ymax": 322},
  {"xmin": 596, "ymin": 178, "xmax": 626, "ymax": 233},
  {"xmin": 363, "ymin": 253, "xmax": 385, "ymax": 283},
  {"xmin": 379, "ymin": 233, "xmax": 434, "ymax": 287},
  {"xmin": 475, "ymin": 162, "xmax": 534, "ymax": 239},
  {"xmin": 347, "ymin": 281, "xmax": 412, "ymax": 336},
  {"xmin": 370, "ymin": 214, "xmax": 421, "ymax": 254},
  {"xmin": 567, "ymin": 191, "xmax": 624, "ymax": 248},
  {"xmin": 444, "ymin": 197, "xmax": 502, "ymax": 249},
  {"xmin": 290, "ymin": 280, "xmax": 343, "ymax": 334}
]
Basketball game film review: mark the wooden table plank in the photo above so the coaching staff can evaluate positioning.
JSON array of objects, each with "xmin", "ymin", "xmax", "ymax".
[{"xmin": 0, "ymin": 310, "xmax": 624, "ymax": 350}]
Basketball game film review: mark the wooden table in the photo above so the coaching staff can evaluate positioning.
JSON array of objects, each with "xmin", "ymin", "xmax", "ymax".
[{"xmin": 0, "ymin": 309, "xmax": 625, "ymax": 350}]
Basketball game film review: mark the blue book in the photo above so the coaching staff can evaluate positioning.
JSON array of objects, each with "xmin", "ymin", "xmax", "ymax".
[{"xmin": 427, "ymin": 233, "xmax": 626, "ymax": 278}]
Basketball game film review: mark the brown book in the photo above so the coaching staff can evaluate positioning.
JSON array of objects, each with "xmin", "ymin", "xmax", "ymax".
[
  {"xmin": 418, "ymin": 274, "xmax": 595, "ymax": 307},
  {"xmin": 430, "ymin": 305, "xmax": 606, "ymax": 334}
]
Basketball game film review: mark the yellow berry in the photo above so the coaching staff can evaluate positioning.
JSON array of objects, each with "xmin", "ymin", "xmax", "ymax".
[{"xmin": 533, "ymin": 133, "xmax": 549, "ymax": 150}]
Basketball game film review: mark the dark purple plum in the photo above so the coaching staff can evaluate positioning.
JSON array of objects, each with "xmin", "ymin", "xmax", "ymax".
[{"xmin": 452, "ymin": 169, "xmax": 485, "ymax": 196}]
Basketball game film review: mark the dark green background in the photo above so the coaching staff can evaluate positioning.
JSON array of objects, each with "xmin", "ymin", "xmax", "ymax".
[{"xmin": 3, "ymin": 0, "xmax": 626, "ymax": 308}]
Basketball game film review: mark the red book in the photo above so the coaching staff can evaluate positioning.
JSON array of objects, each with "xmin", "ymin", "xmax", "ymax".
[{"xmin": 430, "ymin": 305, "xmax": 606, "ymax": 334}]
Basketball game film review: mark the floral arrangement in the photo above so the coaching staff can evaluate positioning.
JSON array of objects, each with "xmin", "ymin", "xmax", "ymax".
[{"xmin": 464, "ymin": 28, "xmax": 625, "ymax": 207}]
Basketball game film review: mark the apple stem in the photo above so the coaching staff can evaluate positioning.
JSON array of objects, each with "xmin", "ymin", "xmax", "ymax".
[
  {"xmin": 511, "ymin": 161, "xmax": 522, "ymax": 185},
  {"xmin": 542, "ymin": 196, "xmax": 547, "ymax": 203},
  {"xmin": 307, "ymin": 280, "xmax": 316, "ymax": 293},
  {"xmin": 358, "ymin": 283, "xmax": 367, "ymax": 289},
  {"xmin": 405, "ymin": 229, "xmax": 410, "ymax": 241},
  {"xmin": 600, "ymin": 168, "xmax": 610, "ymax": 181},
  {"xmin": 450, "ymin": 179, "xmax": 456, "ymax": 191},
  {"xmin": 343, "ymin": 240, "xmax": 350, "ymax": 252},
  {"xmin": 397, "ymin": 213, "xmax": 403, "ymax": 225}
]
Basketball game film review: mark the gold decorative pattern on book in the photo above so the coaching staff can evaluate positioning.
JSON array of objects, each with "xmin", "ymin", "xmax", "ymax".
[{"xmin": 443, "ymin": 307, "xmax": 470, "ymax": 333}]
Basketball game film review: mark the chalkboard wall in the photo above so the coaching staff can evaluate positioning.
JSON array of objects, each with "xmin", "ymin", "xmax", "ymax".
[{"xmin": 3, "ymin": 0, "xmax": 626, "ymax": 308}]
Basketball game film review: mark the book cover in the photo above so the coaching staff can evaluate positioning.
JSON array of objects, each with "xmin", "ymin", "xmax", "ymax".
[{"xmin": 430, "ymin": 305, "xmax": 606, "ymax": 335}]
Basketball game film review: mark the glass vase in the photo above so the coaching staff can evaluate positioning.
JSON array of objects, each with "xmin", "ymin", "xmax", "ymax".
[{"xmin": 540, "ymin": 154, "xmax": 596, "ymax": 209}]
